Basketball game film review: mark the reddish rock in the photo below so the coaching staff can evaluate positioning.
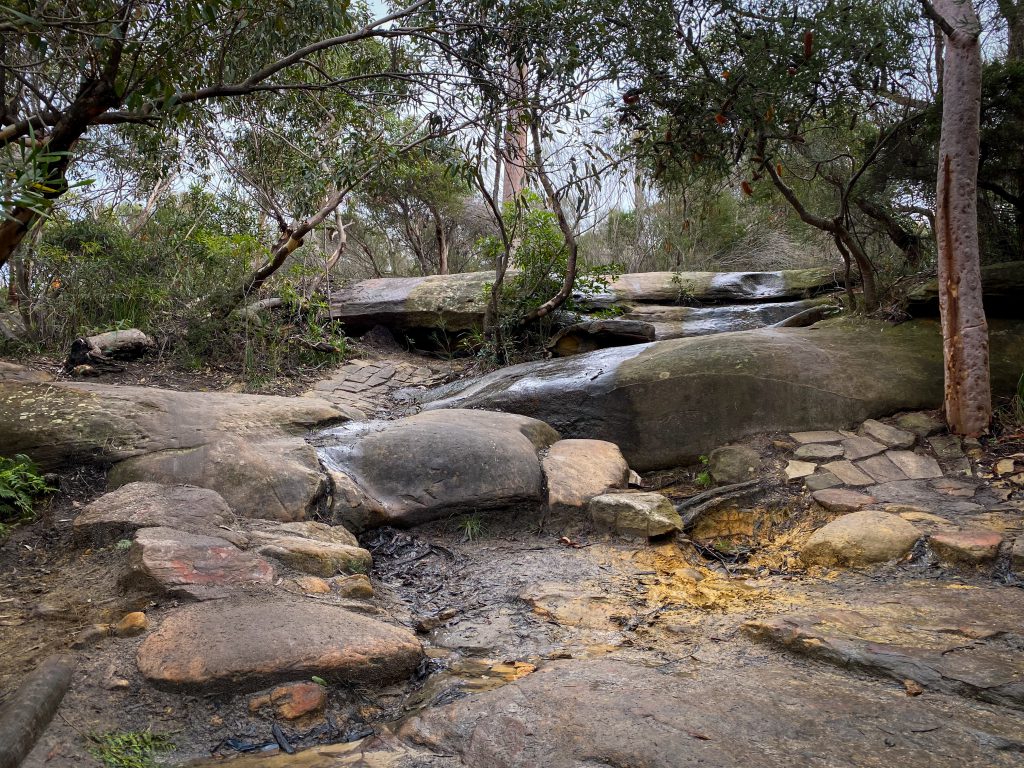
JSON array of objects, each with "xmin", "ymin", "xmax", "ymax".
[
  {"xmin": 811, "ymin": 489, "xmax": 876, "ymax": 513},
  {"xmin": 250, "ymin": 681, "xmax": 327, "ymax": 720},
  {"xmin": 127, "ymin": 527, "xmax": 275, "ymax": 600},
  {"xmin": 929, "ymin": 531, "xmax": 1003, "ymax": 565},
  {"xmin": 137, "ymin": 598, "xmax": 423, "ymax": 691}
]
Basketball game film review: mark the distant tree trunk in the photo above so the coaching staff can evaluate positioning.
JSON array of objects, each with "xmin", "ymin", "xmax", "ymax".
[
  {"xmin": 927, "ymin": 0, "xmax": 991, "ymax": 435},
  {"xmin": 522, "ymin": 120, "xmax": 579, "ymax": 323},
  {"xmin": 997, "ymin": 0, "xmax": 1024, "ymax": 59},
  {"xmin": 431, "ymin": 207, "xmax": 449, "ymax": 275},
  {"xmin": 502, "ymin": 62, "xmax": 528, "ymax": 202}
]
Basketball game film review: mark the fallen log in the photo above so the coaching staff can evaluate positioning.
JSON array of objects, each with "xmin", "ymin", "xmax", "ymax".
[
  {"xmin": 0, "ymin": 654, "xmax": 75, "ymax": 768},
  {"xmin": 63, "ymin": 328, "xmax": 155, "ymax": 372}
]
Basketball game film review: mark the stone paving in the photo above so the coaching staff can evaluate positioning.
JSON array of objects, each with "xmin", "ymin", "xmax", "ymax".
[
  {"xmin": 305, "ymin": 356, "xmax": 448, "ymax": 417},
  {"xmin": 783, "ymin": 413, "xmax": 1024, "ymax": 569}
]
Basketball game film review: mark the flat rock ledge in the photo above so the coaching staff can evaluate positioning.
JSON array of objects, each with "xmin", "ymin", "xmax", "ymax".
[{"xmin": 137, "ymin": 598, "xmax": 423, "ymax": 692}]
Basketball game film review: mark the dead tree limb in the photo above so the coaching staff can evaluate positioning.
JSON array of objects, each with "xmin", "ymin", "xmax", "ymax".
[{"xmin": 0, "ymin": 654, "xmax": 75, "ymax": 768}]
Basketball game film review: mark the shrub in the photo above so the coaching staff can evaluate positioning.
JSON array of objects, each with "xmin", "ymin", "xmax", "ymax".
[{"xmin": 0, "ymin": 454, "xmax": 53, "ymax": 536}]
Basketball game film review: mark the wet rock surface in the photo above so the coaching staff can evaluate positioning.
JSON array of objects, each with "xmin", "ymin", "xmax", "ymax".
[
  {"xmin": 399, "ymin": 656, "xmax": 1024, "ymax": 768},
  {"xmin": 318, "ymin": 409, "xmax": 559, "ymax": 530},
  {"xmin": 8, "ymin": 348, "xmax": 1024, "ymax": 768},
  {"xmin": 421, "ymin": 319, "xmax": 1024, "ymax": 470}
]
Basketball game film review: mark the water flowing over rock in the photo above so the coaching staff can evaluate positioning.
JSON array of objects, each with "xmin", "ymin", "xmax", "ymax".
[
  {"xmin": 329, "ymin": 268, "xmax": 845, "ymax": 335},
  {"xmin": 420, "ymin": 320, "xmax": 1024, "ymax": 471}
]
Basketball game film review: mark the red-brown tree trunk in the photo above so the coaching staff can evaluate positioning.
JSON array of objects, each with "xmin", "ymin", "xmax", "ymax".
[{"xmin": 932, "ymin": 0, "xmax": 991, "ymax": 435}]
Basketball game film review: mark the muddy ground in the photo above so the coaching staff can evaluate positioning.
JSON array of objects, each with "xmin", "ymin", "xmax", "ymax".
[{"xmin": 3, "ymin": 473, "xmax": 1022, "ymax": 766}]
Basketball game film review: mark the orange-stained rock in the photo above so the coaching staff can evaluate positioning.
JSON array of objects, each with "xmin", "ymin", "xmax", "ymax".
[
  {"xmin": 137, "ymin": 598, "xmax": 422, "ymax": 692},
  {"xmin": 272, "ymin": 681, "xmax": 327, "ymax": 720},
  {"xmin": 294, "ymin": 576, "xmax": 331, "ymax": 594},
  {"xmin": 330, "ymin": 573, "xmax": 374, "ymax": 599},
  {"xmin": 113, "ymin": 611, "xmax": 148, "ymax": 637}
]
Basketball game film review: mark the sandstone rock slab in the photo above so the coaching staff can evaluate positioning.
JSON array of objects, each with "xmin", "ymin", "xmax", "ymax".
[
  {"xmin": 860, "ymin": 419, "xmax": 915, "ymax": 449},
  {"xmin": 887, "ymin": 451, "xmax": 944, "ymax": 480},
  {"xmin": 793, "ymin": 443, "xmax": 844, "ymax": 461},
  {"xmin": 804, "ymin": 472, "xmax": 842, "ymax": 492},
  {"xmin": 801, "ymin": 510, "xmax": 921, "ymax": 567},
  {"xmin": 855, "ymin": 454, "xmax": 908, "ymax": 484},
  {"xmin": 840, "ymin": 436, "xmax": 887, "ymax": 461},
  {"xmin": 588, "ymin": 492, "xmax": 682, "ymax": 538},
  {"xmin": 137, "ymin": 598, "xmax": 422, "ymax": 691},
  {"xmin": 811, "ymin": 488, "xmax": 877, "ymax": 512},
  {"xmin": 821, "ymin": 460, "xmax": 873, "ymax": 486},
  {"xmin": 930, "ymin": 531, "xmax": 1003, "ymax": 565},
  {"xmin": 789, "ymin": 430, "xmax": 845, "ymax": 444},
  {"xmin": 894, "ymin": 411, "xmax": 945, "ymax": 438},
  {"xmin": 420, "ymin": 320, "xmax": 1024, "ymax": 471},
  {"xmin": 542, "ymin": 439, "xmax": 629, "ymax": 511},
  {"xmin": 396, "ymin": 657, "xmax": 1024, "ymax": 768},
  {"xmin": 73, "ymin": 483, "xmax": 235, "ymax": 546},
  {"xmin": 0, "ymin": 380, "xmax": 351, "ymax": 471},
  {"xmin": 126, "ymin": 527, "xmax": 276, "ymax": 600},
  {"xmin": 109, "ymin": 436, "xmax": 326, "ymax": 522},
  {"xmin": 784, "ymin": 460, "xmax": 816, "ymax": 481}
]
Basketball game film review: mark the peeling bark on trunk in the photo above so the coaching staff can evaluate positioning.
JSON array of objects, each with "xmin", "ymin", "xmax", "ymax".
[{"xmin": 932, "ymin": 0, "xmax": 991, "ymax": 435}]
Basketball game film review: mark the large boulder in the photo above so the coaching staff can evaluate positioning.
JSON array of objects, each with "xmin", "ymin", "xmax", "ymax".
[
  {"xmin": 908, "ymin": 260, "xmax": 1024, "ymax": 316},
  {"xmin": 422, "ymin": 319, "xmax": 1024, "ymax": 471},
  {"xmin": 107, "ymin": 435, "xmax": 326, "ymax": 522},
  {"xmin": 137, "ymin": 598, "xmax": 423, "ymax": 692},
  {"xmin": 73, "ymin": 482, "xmax": 235, "ymax": 546},
  {"xmin": 319, "ymin": 409, "xmax": 560, "ymax": 530},
  {"xmin": 329, "ymin": 271, "xmax": 494, "ymax": 331},
  {"xmin": 0, "ymin": 380, "xmax": 353, "ymax": 470},
  {"xmin": 0, "ymin": 381, "xmax": 353, "ymax": 520}
]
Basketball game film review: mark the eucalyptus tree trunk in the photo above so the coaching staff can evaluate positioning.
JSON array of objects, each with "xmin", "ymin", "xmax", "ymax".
[
  {"xmin": 931, "ymin": 0, "xmax": 990, "ymax": 435},
  {"xmin": 501, "ymin": 63, "xmax": 528, "ymax": 202}
]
